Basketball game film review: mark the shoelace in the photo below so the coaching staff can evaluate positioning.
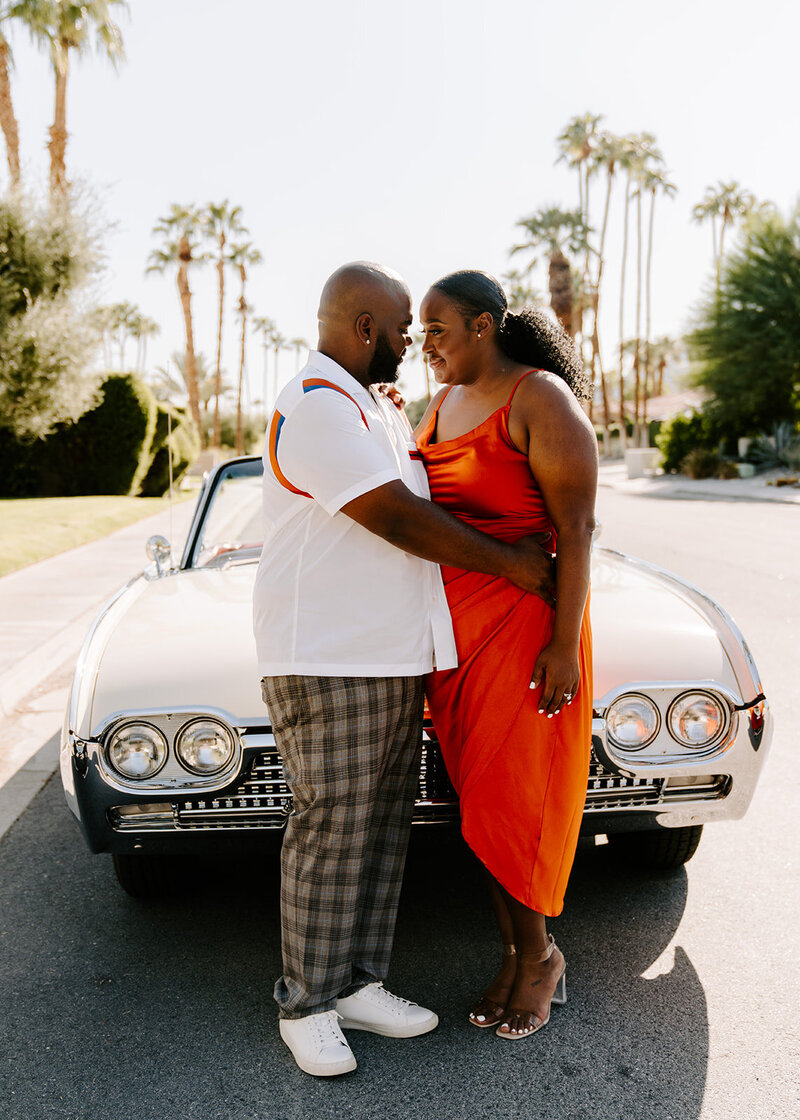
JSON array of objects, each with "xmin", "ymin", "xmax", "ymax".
[
  {"xmin": 310, "ymin": 1010, "xmax": 347, "ymax": 1049},
  {"xmin": 363, "ymin": 983, "xmax": 413, "ymax": 1014}
]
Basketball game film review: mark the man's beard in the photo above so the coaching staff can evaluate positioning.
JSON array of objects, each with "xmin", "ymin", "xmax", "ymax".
[{"xmin": 366, "ymin": 331, "xmax": 402, "ymax": 385}]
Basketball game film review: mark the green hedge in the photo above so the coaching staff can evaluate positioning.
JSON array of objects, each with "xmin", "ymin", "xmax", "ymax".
[
  {"xmin": 656, "ymin": 411, "xmax": 719, "ymax": 474},
  {"xmin": 0, "ymin": 373, "xmax": 194, "ymax": 497},
  {"xmin": 139, "ymin": 403, "xmax": 200, "ymax": 497}
]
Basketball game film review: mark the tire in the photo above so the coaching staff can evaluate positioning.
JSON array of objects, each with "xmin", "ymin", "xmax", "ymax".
[
  {"xmin": 111, "ymin": 853, "xmax": 189, "ymax": 899},
  {"xmin": 608, "ymin": 825, "xmax": 704, "ymax": 871}
]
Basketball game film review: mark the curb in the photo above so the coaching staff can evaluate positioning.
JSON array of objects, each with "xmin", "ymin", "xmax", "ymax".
[{"xmin": 0, "ymin": 733, "xmax": 59, "ymax": 842}]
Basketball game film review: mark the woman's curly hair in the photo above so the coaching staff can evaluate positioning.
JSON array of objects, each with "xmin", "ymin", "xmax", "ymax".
[{"xmin": 430, "ymin": 270, "xmax": 590, "ymax": 401}]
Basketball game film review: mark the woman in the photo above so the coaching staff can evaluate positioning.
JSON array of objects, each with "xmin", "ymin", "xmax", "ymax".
[{"xmin": 414, "ymin": 270, "xmax": 597, "ymax": 1041}]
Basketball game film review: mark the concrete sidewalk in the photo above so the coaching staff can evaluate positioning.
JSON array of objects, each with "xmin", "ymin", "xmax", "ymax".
[
  {"xmin": 598, "ymin": 461, "xmax": 800, "ymax": 504},
  {"xmin": 0, "ymin": 497, "xmax": 198, "ymax": 837}
]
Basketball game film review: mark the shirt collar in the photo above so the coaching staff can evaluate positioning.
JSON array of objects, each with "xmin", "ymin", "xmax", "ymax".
[{"xmin": 305, "ymin": 350, "xmax": 372, "ymax": 404}]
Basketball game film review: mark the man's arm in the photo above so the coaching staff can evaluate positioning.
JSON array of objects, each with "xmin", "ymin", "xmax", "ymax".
[{"xmin": 342, "ymin": 481, "xmax": 554, "ymax": 602}]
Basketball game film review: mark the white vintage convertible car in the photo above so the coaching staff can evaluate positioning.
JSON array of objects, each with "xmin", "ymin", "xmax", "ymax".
[{"xmin": 61, "ymin": 457, "xmax": 772, "ymax": 897}]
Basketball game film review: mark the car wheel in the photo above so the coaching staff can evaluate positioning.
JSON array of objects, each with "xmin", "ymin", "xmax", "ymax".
[
  {"xmin": 608, "ymin": 825, "xmax": 704, "ymax": 871},
  {"xmin": 111, "ymin": 853, "xmax": 188, "ymax": 899}
]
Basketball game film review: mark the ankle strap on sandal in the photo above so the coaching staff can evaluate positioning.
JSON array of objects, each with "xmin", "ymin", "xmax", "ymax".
[{"xmin": 518, "ymin": 933, "xmax": 556, "ymax": 963}]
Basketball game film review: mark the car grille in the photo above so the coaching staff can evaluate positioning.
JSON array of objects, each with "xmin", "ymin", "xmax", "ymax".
[
  {"xmin": 112, "ymin": 727, "xmax": 728, "ymax": 833},
  {"xmin": 173, "ymin": 730, "xmax": 459, "ymax": 831},
  {"xmin": 584, "ymin": 754, "xmax": 663, "ymax": 810}
]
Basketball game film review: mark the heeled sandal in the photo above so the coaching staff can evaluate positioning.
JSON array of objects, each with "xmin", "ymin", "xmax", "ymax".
[
  {"xmin": 468, "ymin": 943, "xmax": 516, "ymax": 1028},
  {"xmin": 495, "ymin": 934, "xmax": 566, "ymax": 1040}
]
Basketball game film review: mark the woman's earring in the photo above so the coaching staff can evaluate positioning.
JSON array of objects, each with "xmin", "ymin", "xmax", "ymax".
[{"xmin": 477, "ymin": 332, "xmax": 482, "ymax": 339}]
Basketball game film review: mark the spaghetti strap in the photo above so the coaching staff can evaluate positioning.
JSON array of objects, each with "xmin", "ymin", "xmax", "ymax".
[
  {"xmin": 433, "ymin": 386, "xmax": 453, "ymax": 413},
  {"xmin": 504, "ymin": 369, "xmax": 539, "ymax": 408}
]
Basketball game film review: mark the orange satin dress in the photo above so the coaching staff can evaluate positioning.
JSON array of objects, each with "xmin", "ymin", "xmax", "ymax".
[{"xmin": 416, "ymin": 372, "xmax": 592, "ymax": 917}]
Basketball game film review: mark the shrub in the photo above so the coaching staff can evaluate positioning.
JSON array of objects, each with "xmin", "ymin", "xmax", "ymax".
[
  {"xmin": 40, "ymin": 373, "xmax": 156, "ymax": 496},
  {"xmin": 716, "ymin": 459, "xmax": 740, "ymax": 479},
  {"xmin": 200, "ymin": 410, "xmax": 262, "ymax": 453},
  {"xmin": 0, "ymin": 194, "xmax": 103, "ymax": 439},
  {"xmin": 656, "ymin": 411, "xmax": 716, "ymax": 473},
  {"xmin": 139, "ymin": 404, "xmax": 200, "ymax": 496},
  {"xmin": 680, "ymin": 447, "xmax": 723, "ymax": 479},
  {"xmin": 745, "ymin": 422, "xmax": 800, "ymax": 471}
]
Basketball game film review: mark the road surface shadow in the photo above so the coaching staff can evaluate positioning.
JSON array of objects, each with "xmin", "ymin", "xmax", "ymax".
[{"xmin": 0, "ymin": 778, "xmax": 707, "ymax": 1120}]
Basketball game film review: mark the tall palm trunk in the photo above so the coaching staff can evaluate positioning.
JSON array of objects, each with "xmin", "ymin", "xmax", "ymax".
[
  {"xmin": 548, "ymin": 249, "xmax": 574, "ymax": 337},
  {"xmin": 591, "ymin": 163, "xmax": 615, "ymax": 452},
  {"xmin": 717, "ymin": 208, "xmax": 730, "ymax": 288},
  {"xmin": 213, "ymin": 241, "xmax": 226, "ymax": 447},
  {"xmin": 49, "ymin": 47, "xmax": 69, "ymax": 196},
  {"xmin": 617, "ymin": 177, "xmax": 631, "ymax": 454},
  {"xmin": 235, "ymin": 268, "xmax": 247, "ymax": 455},
  {"xmin": 176, "ymin": 237, "xmax": 201, "ymax": 435},
  {"xmin": 0, "ymin": 41, "xmax": 20, "ymax": 187},
  {"xmin": 657, "ymin": 356, "xmax": 667, "ymax": 397},
  {"xmin": 643, "ymin": 187, "xmax": 657, "ymax": 434},
  {"xmin": 582, "ymin": 162, "xmax": 592, "ymax": 410},
  {"xmin": 632, "ymin": 186, "xmax": 643, "ymax": 446}
]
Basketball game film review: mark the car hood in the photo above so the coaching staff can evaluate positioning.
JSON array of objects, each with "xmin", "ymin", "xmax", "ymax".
[{"xmin": 86, "ymin": 552, "xmax": 737, "ymax": 735}]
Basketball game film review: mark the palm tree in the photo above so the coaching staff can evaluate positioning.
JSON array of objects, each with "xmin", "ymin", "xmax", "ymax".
[
  {"xmin": 269, "ymin": 327, "xmax": 287, "ymax": 415},
  {"xmin": 129, "ymin": 311, "xmax": 160, "ymax": 372},
  {"xmin": 642, "ymin": 166, "xmax": 676, "ymax": 429},
  {"xmin": 511, "ymin": 206, "xmax": 589, "ymax": 337},
  {"xmin": 615, "ymin": 133, "xmax": 648, "ymax": 452},
  {"xmin": 252, "ymin": 314, "xmax": 275, "ymax": 417},
  {"xmin": 203, "ymin": 200, "xmax": 246, "ymax": 447},
  {"xmin": 289, "ymin": 336, "xmax": 308, "ymax": 373},
  {"xmin": 0, "ymin": 6, "xmax": 22, "ymax": 187},
  {"xmin": 692, "ymin": 180, "xmax": 755, "ymax": 287},
  {"xmin": 229, "ymin": 241, "xmax": 262, "ymax": 454},
  {"xmin": 501, "ymin": 268, "xmax": 540, "ymax": 311},
  {"xmin": 147, "ymin": 204, "xmax": 205, "ymax": 436},
  {"xmin": 152, "ymin": 350, "xmax": 220, "ymax": 410},
  {"xmin": 14, "ymin": 0, "xmax": 127, "ymax": 196},
  {"xmin": 556, "ymin": 113, "xmax": 603, "ymax": 360},
  {"xmin": 648, "ymin": 336, "xmax": 682, "ymax": 399},
  {"xmin": 629, "ymin": 134, "xmax": 664, "ymax": 444},
  {"xmin": 586, "ymin": 129, "xmax": 627, "ymax": 450}
]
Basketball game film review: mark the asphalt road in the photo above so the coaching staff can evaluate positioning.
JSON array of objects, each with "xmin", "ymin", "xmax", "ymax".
[{"xmin": 0, "ymin": 491, "xmax": 797, "ymax": 1120}]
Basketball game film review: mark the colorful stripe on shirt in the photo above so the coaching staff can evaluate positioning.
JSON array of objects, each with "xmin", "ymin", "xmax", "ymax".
[
  {"xmin": 268, "ymin": 410, "xmax": 312, "ymax": 497},
  {"xmin": 302, "ymin": 379, "xmax": 370, "ymax": 429}
]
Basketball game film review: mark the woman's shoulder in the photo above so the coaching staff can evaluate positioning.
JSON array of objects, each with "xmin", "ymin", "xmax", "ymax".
[{"xmin": 512, "ymin": 369, "xmax": 594, "ymax": 428}]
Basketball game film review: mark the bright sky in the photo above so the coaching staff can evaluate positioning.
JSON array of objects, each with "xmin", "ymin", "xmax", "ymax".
[{"xmin": 9, "ymin": 0, "xmax": 799, "ymax": 406}]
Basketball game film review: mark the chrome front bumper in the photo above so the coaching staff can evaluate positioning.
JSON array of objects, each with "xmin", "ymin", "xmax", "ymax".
[{"xmin": 62, "ymin": 698, "xmax": 772, "ymax": 854}]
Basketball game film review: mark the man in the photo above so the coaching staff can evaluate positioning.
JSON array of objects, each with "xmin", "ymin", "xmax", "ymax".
[{"xmin": 253, "ymin": 262, "xmax": 552, "ymax": 1077}]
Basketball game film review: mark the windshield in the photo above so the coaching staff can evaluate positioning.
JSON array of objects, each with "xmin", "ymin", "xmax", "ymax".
[{"xmin": 192, "ymin": 459, "xmax": 264, "ymax": 568}]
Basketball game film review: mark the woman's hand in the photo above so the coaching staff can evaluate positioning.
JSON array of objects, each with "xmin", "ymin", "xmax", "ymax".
[
  {"xmin": 376, "ymin": 383, "xmax": 406, "ymax": 408},
  {"xmin": 530, "ymin": 641, "xmax": 580, "ymax": 717}
]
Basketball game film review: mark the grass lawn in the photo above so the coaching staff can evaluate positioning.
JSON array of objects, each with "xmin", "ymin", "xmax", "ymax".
[{"xmin": 0, "ymin": 493, "xmax": 194, "ymax": 577}]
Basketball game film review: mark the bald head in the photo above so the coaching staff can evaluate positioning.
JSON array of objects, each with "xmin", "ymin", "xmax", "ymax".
[{"xmin": 317, "ymin": 261, "xmax": 412, "ymax": 387}]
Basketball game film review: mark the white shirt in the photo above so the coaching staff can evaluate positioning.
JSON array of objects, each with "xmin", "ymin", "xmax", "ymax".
[{"xmin": 253, "ymin": 351, "xmax": 457, "ymax": 677}]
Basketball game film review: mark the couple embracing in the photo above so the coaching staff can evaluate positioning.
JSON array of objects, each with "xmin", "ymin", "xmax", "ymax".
[{"xmin": 252, "ymin": 261, "xmax": 598, "ymax": 1077}]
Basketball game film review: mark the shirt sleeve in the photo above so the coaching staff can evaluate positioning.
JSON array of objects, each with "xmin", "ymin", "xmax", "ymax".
[{"xmin": 277, "ymin": 388, "xmax": 401, "ymax": 515}]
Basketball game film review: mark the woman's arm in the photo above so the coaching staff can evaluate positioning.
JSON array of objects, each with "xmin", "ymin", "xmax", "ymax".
[{"xmin": 516, "ymin": 373, "xmax": 598, "ymax": 716}]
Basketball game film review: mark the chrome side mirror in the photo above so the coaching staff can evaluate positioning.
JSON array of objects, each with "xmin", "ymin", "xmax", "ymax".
[{"xmin": 146, "ymin": 535, "xmax": 173, "ymax": 576}]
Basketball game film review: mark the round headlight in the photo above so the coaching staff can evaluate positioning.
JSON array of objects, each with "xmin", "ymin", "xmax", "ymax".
[
  {"xmin": 606, "ymin": 694, "xmax": 660, "ymax": 750},
  {"xmin": 175, "ymin": 718, "xmax": 235, "ymax": 775},
  {"xmin": 106, "ymin": 722, "xmax": 167, "ymax": 780},
  {"xmin": 668, "ymin": 692, "xmax": 726, "ymax": 748}
]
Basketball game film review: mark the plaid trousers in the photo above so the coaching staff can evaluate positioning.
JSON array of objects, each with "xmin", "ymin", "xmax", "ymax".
[{"xmin": 260, "ymin": 674, "xmax": 424, "ymax": 1019}]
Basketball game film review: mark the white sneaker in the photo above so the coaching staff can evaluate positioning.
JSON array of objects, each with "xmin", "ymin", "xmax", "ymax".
[
  {"xmin": 279, "ymin": 1010, "xmax": 357, "ymax": 1077},
  {"xmin": 336, "ymin": 982, "xmax": 438, "ymax": 1038}
]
